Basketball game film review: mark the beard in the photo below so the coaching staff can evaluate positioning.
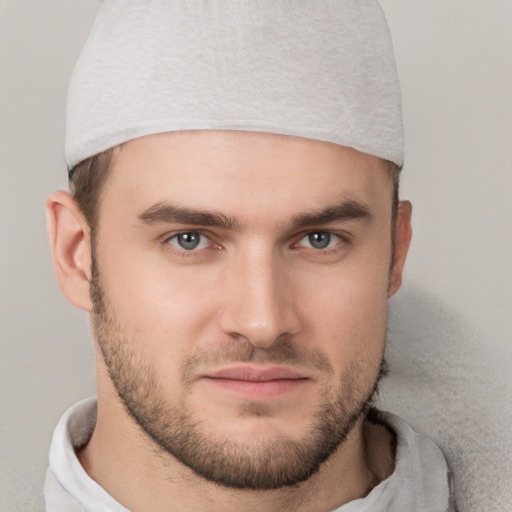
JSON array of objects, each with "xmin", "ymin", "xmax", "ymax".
[{"xmin": 90, "ymin": 257, "xmax": 386, "ymax": 490}]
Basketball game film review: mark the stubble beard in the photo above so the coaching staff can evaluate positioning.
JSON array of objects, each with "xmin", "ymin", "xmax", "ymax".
[{"xmin": 90, "ymin": 257, "xmax": 386, "ymax": 490}]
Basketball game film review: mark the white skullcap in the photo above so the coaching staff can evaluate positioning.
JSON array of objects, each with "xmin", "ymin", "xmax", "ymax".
[{"xmin": 66, "ymin": 0, "xmax": 403, "ymax": 170}]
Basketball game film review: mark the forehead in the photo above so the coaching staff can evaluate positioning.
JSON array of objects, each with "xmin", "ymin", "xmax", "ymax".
[{"xmin": 103, "ymin": 130, "xmax": 393, "ymax": 223}]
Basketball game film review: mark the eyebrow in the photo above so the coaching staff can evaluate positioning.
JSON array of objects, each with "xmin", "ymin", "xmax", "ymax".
[
  {"xmin": 290, "ymin": 199, "xmax": 372, "ymax": 228},
  {"xmin": 137, "ymin": 198, "xmax": 372, "ymax": 230},
  {"xmin": 137, "ymin": 202, "xmax": 241, "ymax": 230}
]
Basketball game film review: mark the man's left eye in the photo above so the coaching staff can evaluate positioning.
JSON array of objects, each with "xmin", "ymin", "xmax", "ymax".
[
  {"xmin": 297, "ymin": 232, "xmax": 342, "ymax": 250},
  {"xmin": 167, "ymin": 232, "xmax": 210, "ymax": 251}
]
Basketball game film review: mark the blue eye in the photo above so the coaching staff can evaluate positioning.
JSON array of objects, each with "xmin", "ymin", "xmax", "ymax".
[
  {"xmin": 298, "ymin": 232, "xmax": 342, "ymax": 250},
  {"xmin": 168, "ymin": 232, "xmax": 210, "ymax": 251}
]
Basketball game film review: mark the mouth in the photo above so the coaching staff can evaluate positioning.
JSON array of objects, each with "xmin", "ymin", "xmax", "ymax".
[{"xmin": 201, "ymin": 365, "xmax": 310, "ymax": 400}]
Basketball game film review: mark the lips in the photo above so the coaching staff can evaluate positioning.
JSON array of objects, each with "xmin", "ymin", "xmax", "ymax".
[
  {"xmin": 206, "ymin": 365, "xmax": 306, "ymax": 381},
  {"xmin": 201, "ymin": 365, "xmax": 309, "ymax": 399}
]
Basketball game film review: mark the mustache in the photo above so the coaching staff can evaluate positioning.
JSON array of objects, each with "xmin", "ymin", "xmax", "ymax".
[{"xmin": 181, "ymin": 337, "xmax": 333, "ymax": 382}]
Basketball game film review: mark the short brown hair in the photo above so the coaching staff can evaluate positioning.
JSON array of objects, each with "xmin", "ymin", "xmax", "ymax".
[{"xmin": 69, "ymin": 148, "xmax": 115, "ymax": 237}]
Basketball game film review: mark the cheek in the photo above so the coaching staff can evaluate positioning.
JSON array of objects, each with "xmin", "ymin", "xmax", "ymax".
[
  {"xmin": 96, "ymin": 244, "xmax": 222, "ymax": 359},
  {"xmin": 295, "ymin": 257, "xmax": 390, "ymax": 365}
]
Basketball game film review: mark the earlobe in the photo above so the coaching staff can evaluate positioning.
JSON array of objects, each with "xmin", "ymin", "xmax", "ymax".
[
  {"xmin": 46, "ymin": 190, "xmax": 93, "ymax": 312},
  {"xmin": 388, "ymin": 200, "xmax": 412, "ymax": 297}
]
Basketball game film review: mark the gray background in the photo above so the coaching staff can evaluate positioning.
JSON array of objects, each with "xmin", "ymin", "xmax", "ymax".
[{"xmin": 1, "ymin": 0, "xmax": 511, "ymax": 511}]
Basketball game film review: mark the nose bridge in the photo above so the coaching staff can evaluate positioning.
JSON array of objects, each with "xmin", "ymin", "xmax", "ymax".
[{"xmin": 220, "ymin": 242, "xmax": 299, "ymax": 347}]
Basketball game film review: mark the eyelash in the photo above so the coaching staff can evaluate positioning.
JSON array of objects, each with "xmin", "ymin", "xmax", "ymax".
[
  {"xmin": 163, "ymin": 230, "xmax": 350, "ymax": 257},
  {"xmin": 292, "ymin": 231, "xmax": 347, "ymax": 251},
  {"xmin": 164, "ymin": 231, "xmax": 220, "ymax": 257}
]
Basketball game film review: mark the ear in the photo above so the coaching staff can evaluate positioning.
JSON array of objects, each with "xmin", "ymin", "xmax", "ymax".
[
  {"xmin": 46, "ymin": 191, "xmax": 93, "ymax": 312},
  {"xmin": 388, "ymin": 200, "xmax": 412, "ymax": 297}
]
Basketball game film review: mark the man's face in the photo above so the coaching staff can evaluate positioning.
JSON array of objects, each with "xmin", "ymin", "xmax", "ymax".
[{"xmin": 90, "ymin": 131, "xmax": 402, "ymax": 489}]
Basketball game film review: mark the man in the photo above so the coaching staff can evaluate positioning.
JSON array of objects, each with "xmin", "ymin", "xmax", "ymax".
[{"xmin": 44, "ymin": 1, "xmax": 455, "ymax": 510}]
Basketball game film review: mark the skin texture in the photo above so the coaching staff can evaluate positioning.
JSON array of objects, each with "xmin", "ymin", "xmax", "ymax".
[{"xmin": 47, "ymin": 130, "xmax": 412, "ymax": 512}]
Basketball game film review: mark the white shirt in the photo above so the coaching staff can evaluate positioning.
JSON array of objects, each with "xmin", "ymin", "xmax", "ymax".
[{"xmin": 44, "ymin": 397, "xmax": 455, "ymax": 512}]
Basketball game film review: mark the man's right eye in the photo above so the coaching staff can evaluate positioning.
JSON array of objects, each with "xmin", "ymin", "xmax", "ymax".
[{"xmin": 167, "ymin": 232, "xmax": 210, "ymax": 251}]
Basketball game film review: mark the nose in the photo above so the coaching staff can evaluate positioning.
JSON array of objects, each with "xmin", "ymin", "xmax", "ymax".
[{"xmin": 219, "ymin": 246, "xmax": 301, "ymax": 348}]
